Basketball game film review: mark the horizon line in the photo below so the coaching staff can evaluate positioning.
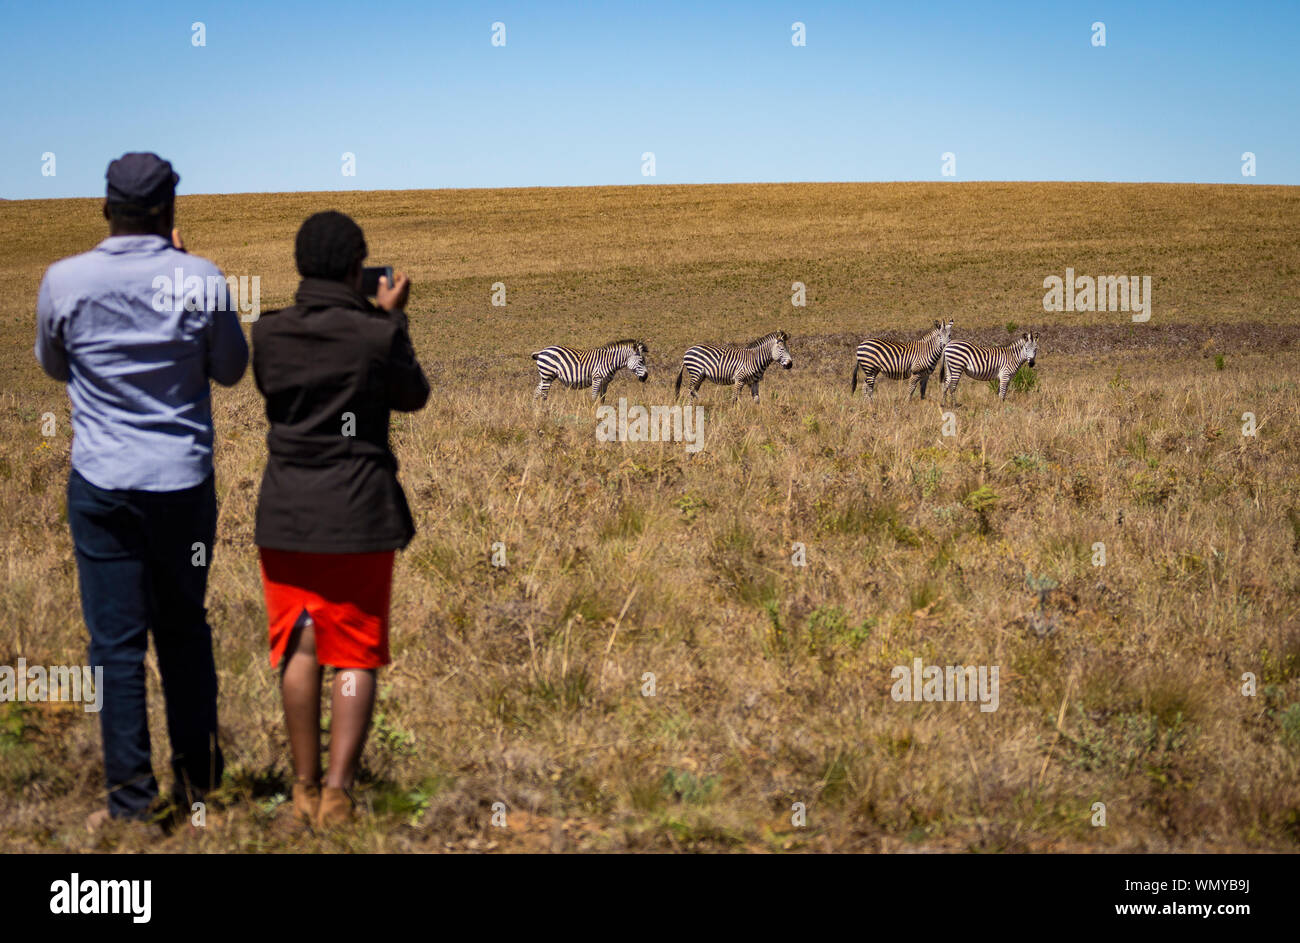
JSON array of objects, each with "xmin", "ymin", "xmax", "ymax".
[{"xmin": 2, "ymin": 178, "xmax": 1292, "ymax": 204}]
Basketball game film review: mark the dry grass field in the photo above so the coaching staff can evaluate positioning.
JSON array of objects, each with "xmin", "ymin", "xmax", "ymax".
[{"xmin": 1, "ymin": 181, "xmax": 1298, "ymax": 852}]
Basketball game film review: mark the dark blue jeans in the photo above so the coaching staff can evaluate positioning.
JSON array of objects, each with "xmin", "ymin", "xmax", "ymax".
[{"xmin": 67, "ymin": 469, "xmax": 224, "ymax": 819}]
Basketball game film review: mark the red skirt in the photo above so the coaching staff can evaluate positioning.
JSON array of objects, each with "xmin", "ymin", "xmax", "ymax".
[{"xmin": 259, "ymin": 548, "xmax": 395, "ymax": 669}]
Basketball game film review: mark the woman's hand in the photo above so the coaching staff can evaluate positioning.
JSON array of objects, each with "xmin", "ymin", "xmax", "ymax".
[{"xmin": 376, "ymin": 271, "xmax": 411, "ymax": 312}]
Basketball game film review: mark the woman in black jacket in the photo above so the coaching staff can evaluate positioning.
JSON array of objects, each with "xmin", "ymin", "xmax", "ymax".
[{"xmin": 252, "ymin": 211, "xmax": 430, "ymax": 828}]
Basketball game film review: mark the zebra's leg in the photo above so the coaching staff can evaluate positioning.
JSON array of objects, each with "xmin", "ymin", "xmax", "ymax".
[
  {"xmin": 732, "ymin": 377, "xmax": 747, "ymax": 402},
  {"xmin": 689, "ymin": 373, "xmax": 703, "ymax": 400},
  {"xmin": 590, "ymin": 371, "xmax": 607, "ymax": 403},
  {"xmin": 942, "ymin": 369, "xmax": 961, "ymax": 407},
  {"xmin": 749, "ymin": 381, "xmax": 760, "ymax": 402},
  {"xmin": 534, "ymin": 371, "xmax": 553, "ymax": 400},
  {"xmin": 907, "ymin": 372, "xmax": 922, "ymax": 400},
  {"xmin": 998, "ymin": 371, "xmax": 1010, "ymax": 400},
  {"xmin": 917, "ymin": 369, "xmax": 931, "ymax": 400}
]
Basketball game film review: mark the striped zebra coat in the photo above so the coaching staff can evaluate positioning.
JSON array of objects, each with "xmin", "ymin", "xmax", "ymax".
[
  {"xmin": 851, "ymin": 319, "xmax": 953, "ymax": 400},
  {"xmin": 531, "ymin": 339, "xmax": 649, "ymax": 402},
  {"xmin": 940, "ymin": 331, "xmax": 1039, "ymax": 405},
  {"xmin": 674, "ymin": 331, "xmax": 793, "ymax": 402}
]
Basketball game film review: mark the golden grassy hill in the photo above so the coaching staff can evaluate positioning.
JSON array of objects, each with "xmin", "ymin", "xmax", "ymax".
[{"xmin": 1, "ymin": 182, "xmax": 1298, "ymax": 852}]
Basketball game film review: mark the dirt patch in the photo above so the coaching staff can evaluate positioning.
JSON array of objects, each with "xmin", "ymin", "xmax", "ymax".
[{"xmin": 439, "ymin": 321, "xmax": 1300, "ymax": 384}]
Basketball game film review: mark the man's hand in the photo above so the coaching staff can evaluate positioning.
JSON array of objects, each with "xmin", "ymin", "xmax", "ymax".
[
  {"xmin": 171, "ymin": 228, "xmax": 186, "ymax": 251},
  {"xmin": 376, "ymin": 271, "xmax": 411, "ymax": 312}
]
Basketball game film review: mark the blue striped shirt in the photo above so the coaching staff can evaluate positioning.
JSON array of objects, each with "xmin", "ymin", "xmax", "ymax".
[{"xmin": 35, "ymin": 234, "xmax": 249, "ymax": 491}]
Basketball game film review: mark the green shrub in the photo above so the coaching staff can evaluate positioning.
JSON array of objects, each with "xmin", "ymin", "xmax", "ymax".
[{"xmin": 988, "ymin": 366, "xmax": 1038, "ymax": 395}]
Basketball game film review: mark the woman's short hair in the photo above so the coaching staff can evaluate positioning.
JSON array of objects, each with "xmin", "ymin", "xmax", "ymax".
[{"xmin": 295, "ymin": 211, "xmax": 367, "ymax": 281}]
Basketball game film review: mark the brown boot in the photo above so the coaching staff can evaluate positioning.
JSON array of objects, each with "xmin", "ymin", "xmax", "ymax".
[
  {"xmin": 292, "ymin": 781, "xmax": 321, "ymax": 827},
  {"xmin": 317, "ymin": 786, "xmax": 354, "ymax": 827}
]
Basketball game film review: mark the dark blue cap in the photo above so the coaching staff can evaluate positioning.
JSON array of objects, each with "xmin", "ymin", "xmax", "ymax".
[{"xmin": 105, "ymin": 152, "xmax": 179, "ymax": 207}]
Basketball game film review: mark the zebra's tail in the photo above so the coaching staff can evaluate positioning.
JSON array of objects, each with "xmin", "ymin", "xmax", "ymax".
[
  {"xmin": 530, "ymin": 351, "xmax": 542, "ymax": 361},
  {"xmin": 674, "ymin": 365, "xmax": 684, "ymax": 397},
  {"xmin": 938, "ymin": 358, "xmax": 946, "ymax": 385},
  {"xmin": 851, "ymin": 362, "xmax": 860, "ymax": 394}
]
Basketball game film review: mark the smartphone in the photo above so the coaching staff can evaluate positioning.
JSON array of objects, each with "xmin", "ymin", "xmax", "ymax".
[{"xmin": 360, "ymin": 266, "xmax": 394, "ymax": 296}]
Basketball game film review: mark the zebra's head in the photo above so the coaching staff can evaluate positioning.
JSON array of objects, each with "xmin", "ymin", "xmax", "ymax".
[
  {"xmin": 746, "ymin": 331, "xmax": 793, "ymax": 368},
  {"xmin": 1018, "ymin": 331, "xmax": 1039, "ymax": 367},
  {"xmin": 933, "ymin": 318, "xmax": 954, "ymax": 348},
  {"xmin": 770, "ymin": 330, "xmax": 794, "ymax": 369},
  {"xmin": 622, "ymin": 339, "xmax": 650, "ymax": 381}
]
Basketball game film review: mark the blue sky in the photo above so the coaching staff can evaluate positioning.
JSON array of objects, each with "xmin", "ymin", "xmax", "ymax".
[{"xmin": 1, "ymin": 0, "xmax": 1296, "ymax": 198}]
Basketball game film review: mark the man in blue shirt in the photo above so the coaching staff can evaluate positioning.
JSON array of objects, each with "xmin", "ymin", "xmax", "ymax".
[{"xmin": 35, "ymin": 152, "xmax": 248, "ymax": 825}]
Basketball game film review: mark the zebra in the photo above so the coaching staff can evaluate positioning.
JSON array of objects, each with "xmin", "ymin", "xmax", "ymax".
[
  {"xmin": 851, "ymin": 319, "xmax": 954, "ymax": 400},
  {"xmin": 673, "ymin": 330, "xmax": 793, "ymax": 402},
  {"xmin": 530, "ymin": 338, "xmax": 649, "ymax": 402},
  {"xmin": 939, "ymin": 331, "xmax": 1040, "ymax": 406}
]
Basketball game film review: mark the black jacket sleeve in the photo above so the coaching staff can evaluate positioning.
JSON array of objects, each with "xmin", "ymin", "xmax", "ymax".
[{"xmin": 385, "ymin": 311, "xmax": 430, "ymax": 412}]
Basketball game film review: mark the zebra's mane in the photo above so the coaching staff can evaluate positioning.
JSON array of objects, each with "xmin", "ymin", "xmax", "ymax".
[
  {"xmin": 605, "ymin": 338, "xmax": 647, "ymax": 351},
  {"xmin": 745, "ymin": 331, "xmax": 787, "ymax": 348},
  {"xmin": 979, "ymin": 336, "xmax": 1028, "ymax": 352}
]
